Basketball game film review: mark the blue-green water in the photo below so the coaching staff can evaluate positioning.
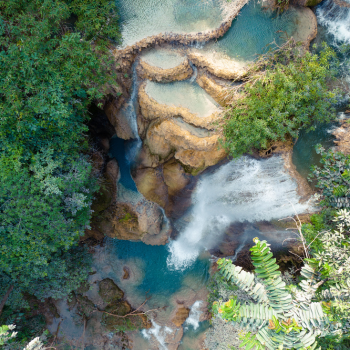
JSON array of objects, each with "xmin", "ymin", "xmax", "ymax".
[
  {"xmin": 179, "ymin": 321, "xmax": 211, "ymax": 350},
  {"xmin": 292, "ymin": 123, "xmax": 337, "ymax": 181},
  {"xmin": 115, "ymin": 0, "xmax": 223, "ymax": 47},
  {"xmin": 108, "ymin": 238, "xmax": 210, "ymax": 297},
  {"xmin": 204, "ymin": 1, "xmax": 301, "ymax": 61}
]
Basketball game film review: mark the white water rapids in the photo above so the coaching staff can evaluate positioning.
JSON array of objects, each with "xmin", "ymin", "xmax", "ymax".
[{"xmin": 167, "ymin": 155, "xmax": 314, "ymax": 271}]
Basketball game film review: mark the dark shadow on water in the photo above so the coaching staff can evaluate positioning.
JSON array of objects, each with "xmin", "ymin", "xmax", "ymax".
[{"xmin": 109, "ymin": 136, "xmax": 138, "ymax": 192}]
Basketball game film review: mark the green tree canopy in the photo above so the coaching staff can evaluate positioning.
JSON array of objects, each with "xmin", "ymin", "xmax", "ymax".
[{"xmin": 0, "ymin": 0, "xmax": 120, "ymax": 308}]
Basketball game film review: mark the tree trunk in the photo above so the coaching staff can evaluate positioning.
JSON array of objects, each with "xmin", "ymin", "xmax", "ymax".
[{"xmin": 0, "ymin": 285, "xmax": 14, "ymax": 317}]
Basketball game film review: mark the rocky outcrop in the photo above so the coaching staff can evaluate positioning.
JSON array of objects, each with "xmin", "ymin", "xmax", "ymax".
[
  {"xmin": 195, "ymin": 71, "xmax": 229, "ymax": 106},
  {"xmin": 132, "ymin": 166, "xmax": 169, "ymax": 209},
  {"xmin": 104, "ymin": 98, "xmax": 135, "ymax": 140},
  {"xmin": 290, "ymin": 7, "xmax": 318, "ymax": 48},
  {"xmin": 137, "ymin": 58, "xmax": 193, "ymax": 83},
  {"xmin": 113, "ymin": 0, "xmax": 250, "ymax": 69},
  {"xmin": 333, "ymin": 116, "xmax": 350, "ymax": 155},
  {"xmin": 97, "ymin": 185, "xmax": 171, "ymax": 245},
  {"xmin": 188, "ymin": 51, "xmax": 249, "ymax": 80},
  {"xmin": 139, "ymin": 83, "xmax": 222, "ymax": 129}
]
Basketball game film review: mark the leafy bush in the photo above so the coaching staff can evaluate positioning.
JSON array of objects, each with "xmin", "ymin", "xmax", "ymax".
[{"xmin": 223, "ymin": 43, "xmax": 340, "ymax": 158}]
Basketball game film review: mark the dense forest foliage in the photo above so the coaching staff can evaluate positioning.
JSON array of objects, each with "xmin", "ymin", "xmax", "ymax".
[{"xmin": 0, "ymin": 0, "xmax": 119, "ymax": 318}]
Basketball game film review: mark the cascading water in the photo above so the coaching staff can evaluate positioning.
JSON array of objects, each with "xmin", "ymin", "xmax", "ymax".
[
  {"xmin": 124, "ymin": 61, "xmax": 142, "ymax": 163},
  {"xmin": 317, "ymin": 0, "xmax": 350, "ymax": 45},
  {"xmin": 167, "ymin": 155, "xmax": 314, "ymax": 271},
  {"xmin": 189, "ymin": 62, "xmax": 198, "ymax": 83},
  {"xmin": 184, "ymin": 301, "xmax": 204, "ymax": 330},
  {"xmin": 142, "ymin": 321, "xmax": 173, "ymax": 350}
]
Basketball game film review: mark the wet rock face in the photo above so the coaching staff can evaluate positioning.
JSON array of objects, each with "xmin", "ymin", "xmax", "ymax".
[
  {"xmin": 104, "ymin": 97, "xmax": 135, "ymax": 140},
  {"xmin": 99, "ymin": 278, "xmax": 124, "ymax": 303},
  {"xmin": 138, "ymin": 58, "xmax": 193, "ymax": 83},
  {"xmin": 132, "ymin": 158, "xmax": 191, "ymax": 214}
]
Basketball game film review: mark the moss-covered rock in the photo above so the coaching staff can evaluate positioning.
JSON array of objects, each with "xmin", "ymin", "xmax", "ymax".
[
  {"xmin": 76, "ymin": 295, "xmax": 95, "ymax": 319},
  {"xmin": 98, "ymin": 278, "xmax": 124, "ymax": 303}
]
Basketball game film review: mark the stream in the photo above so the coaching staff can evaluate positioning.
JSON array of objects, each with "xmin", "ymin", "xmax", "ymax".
[{"xmin": 49, "ymin": 0, "xmax": 349, "ymax": 349}]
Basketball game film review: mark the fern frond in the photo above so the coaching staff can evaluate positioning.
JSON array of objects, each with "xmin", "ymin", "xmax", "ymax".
[
  {"xmin": 250, "ymin": 238, "xmax": 293, "ymax": 314},
  {"xmin": 217, "ymin": 258, "xmax": 268, "ymax": 303}
]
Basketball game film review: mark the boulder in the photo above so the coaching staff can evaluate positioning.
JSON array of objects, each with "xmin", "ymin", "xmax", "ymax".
[
  {"xmin": 163, "ymin": 159, "xmax": 190, "ymax": 197},
  {"xmin": 333, "ymin": 118, "xmax": 350, "ymax": 155}
]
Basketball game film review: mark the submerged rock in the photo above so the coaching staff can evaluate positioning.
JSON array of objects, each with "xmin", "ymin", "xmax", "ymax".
[{"xmin": 98, "ymin": 278, "xmax": 124, "ymax": 303}]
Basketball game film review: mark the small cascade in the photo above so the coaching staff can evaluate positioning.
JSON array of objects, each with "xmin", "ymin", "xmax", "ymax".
[
  {"xmin": 124, "ymin": 60, "xmax": 142, "ymax": 163},
  {"xmin": 185, "ymin": 301, "xmax": 204, "ymax": 330},
  {"xmin": 317, "ymin": 0, "xmax": 350, "ymax": 45},
  {"xmin": 189, "ymin": 61, "xmax": 198, "ymax": 83},
  {"xmin": 167, "ymin": 155, "xmax": 314, "ymax": 271},
  {"xmin": 142, "ymin": 320, "xmax": 173, "ymax": 350}
]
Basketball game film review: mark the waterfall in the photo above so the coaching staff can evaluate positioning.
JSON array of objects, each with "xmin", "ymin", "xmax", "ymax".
[
  {"xmin": 124, "ymin": 60, "xmax": 142, "ymax": 163},
  {"xmin": 185, "ymin": 301, "xmax": 203, "ymax": 330},
  {"xmin": 167, "ymin": 155, "xmax": 314, "ymax": 271},
  {"xmin": 317, "ymin": 0, "xmax": 350, "ymax": 45}
]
